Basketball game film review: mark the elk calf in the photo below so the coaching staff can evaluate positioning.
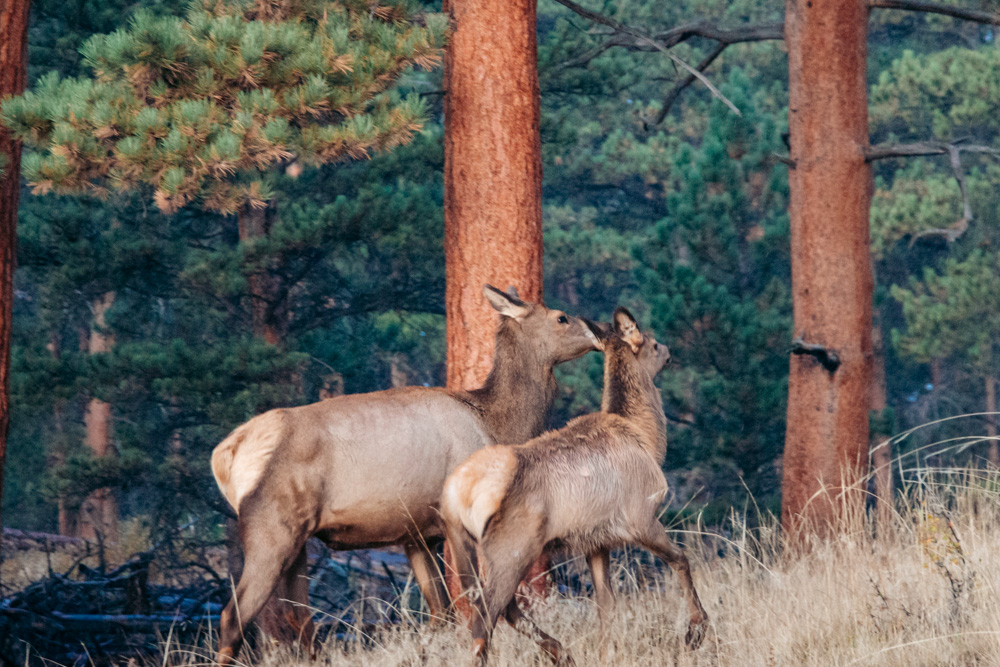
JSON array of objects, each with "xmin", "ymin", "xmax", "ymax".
[
  {"xmin": 442, "ymin": 308, "xmax": 708, "ymax": 665},
  {"xmin": 210, "ymin": 286, "xmax": 600, "ymax": 664}
]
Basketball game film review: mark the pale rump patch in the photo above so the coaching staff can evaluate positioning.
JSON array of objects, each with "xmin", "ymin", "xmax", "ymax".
[
  {"xmin": 211, "ymin": 410, "xmax": 287, "ymax": 512},
  {"xmin": 443, "ymin": 446, "xmax": 517, "ymax": 541}
]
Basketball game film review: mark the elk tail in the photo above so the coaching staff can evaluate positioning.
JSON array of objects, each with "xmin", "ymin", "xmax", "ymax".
[
  {"xmin": 442, "ymin": 446, "xmax": 518, "ymax": 542},
  {"xmin": 211, "ymin": 410, "xmax": 287, "ymax": 513}
]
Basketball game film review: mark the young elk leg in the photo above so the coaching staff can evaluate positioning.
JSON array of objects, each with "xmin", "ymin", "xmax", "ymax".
[
  {"xmin": 217, "ymin": 512, "xmax": 308, "ymax": 666},
  {"xmin": 639, "ymin": 520, "xmax": 708, "ymax": 650},
  {"xmin": 503, "ymin": 598, "xmax": 573, "ymax": 666},
  {"xmin": 404, "ymin": 539, "xmax": 451, "ymax": 621},
  {"xmin": 471, "ymin": 523, "xmax": 550, "ymax": 666},
  {"xmin": 587, "ymin": 549, "xmax": 615, "ymax": 665}
]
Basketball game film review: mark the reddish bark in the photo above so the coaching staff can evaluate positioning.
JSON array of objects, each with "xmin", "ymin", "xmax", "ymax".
[
  {"xmin": 0, "ymin": 0, "xmax": 30, "ymax": 555},
  {"xmin": 442, "ymin": 0, "xmax": 547, "ymax": 611},
  {"xmin": 237, "ymin": 203, "xmax": 285, "ymax": 346},
  {"xmin": 442, "ymin": 0, "xmax": 544, "ymax": 392},
  {"xmin": 79, "ymin": 293, "xmax": 118, "ymax": 541},
  {"xmin": 781, "ymin": 0, "xmax": 874, "ymax": 538}
]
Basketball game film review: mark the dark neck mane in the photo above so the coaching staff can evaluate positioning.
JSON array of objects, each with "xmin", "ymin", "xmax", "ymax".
[
  {"xmin": 601, "ymin": 339, "xmax": 668, "ymax": 461},
  {"xmin": 464, "ymin": 317, "xmax": 557, "ymax": 444}
]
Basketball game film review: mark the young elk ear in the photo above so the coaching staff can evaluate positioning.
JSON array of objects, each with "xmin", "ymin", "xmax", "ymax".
[
  {"xmin": 582, "ymin": 318, "xmax": 606, "ymax": 351},
  {"xmin": 484, "ymin": 284, "xmax": 530, "ymax": 321},
  {"xmin": 505, "ymin": 286, "xmax": 520, "ymax": 299},
  {"xmin": 612, "ymin": 307, "xmax": 643, "ymax": 353}
]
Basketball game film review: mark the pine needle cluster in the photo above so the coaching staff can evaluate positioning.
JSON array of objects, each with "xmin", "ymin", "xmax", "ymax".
[{"xmin": 2, "ymin": 0, "xmax": 445, "ymax": 214}]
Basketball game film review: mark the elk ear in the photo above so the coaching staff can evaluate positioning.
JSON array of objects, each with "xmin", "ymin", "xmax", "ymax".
[
  {"xmin": 612, "ymin": 307, "xmax": 643, "ymax": 353},
  {"xmin": 582, "ymin": 318, "xmax": 606, "ymax": 351},
  {"xmin": 506, "ymin": 286, "xmax": 520, "ymax": 299},
  {"xmin": 484, "ymin": 284, "xmax": 530, "ymax": 320}
]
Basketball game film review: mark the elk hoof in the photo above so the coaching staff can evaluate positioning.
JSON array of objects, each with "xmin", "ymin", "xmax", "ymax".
[
  {"xmin": 684, "ymin": 615, "xmax": 708, "ymax": 650},
  {"xmin": 554, "ymin": 651, "xmax": 576, "ymax": 666},
  {"xmin": 472, "ymin": 637, "xmax": 488, "ymax": 664},
  {"xmin": 215, "ymin": 647, "xmax": 234, "ymax": 666},
  {"xmin": 541, "ymin": 639, "xmax": 574, "ymax": 666}
]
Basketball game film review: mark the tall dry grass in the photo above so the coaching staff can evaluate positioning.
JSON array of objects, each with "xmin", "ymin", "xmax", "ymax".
[{"xmin": 153, "ymin": 460, "xmax": 1000, "ymax": 667}]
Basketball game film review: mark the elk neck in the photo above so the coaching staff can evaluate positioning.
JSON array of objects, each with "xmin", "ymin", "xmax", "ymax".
[
  {"xmin": 601, "ymin": 340, "xmax": 668, "ymax": 461},
  {"xmin": 466, "ymin": 317, "xmax": 558, "ymax": 444}
]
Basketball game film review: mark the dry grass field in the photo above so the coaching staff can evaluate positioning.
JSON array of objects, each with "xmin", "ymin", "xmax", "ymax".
[{"xmin": 146, "ymin": 465, "xmax": 1000, "ymax": 667}]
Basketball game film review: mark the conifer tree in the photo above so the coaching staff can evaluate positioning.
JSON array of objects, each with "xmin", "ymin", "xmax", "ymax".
[{"xmin": 3, "ymin": 0, "xmax": 444, "ymax": 344}]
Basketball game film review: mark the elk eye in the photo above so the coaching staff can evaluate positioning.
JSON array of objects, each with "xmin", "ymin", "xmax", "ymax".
[
  {"xmin": 654, "ymin": 343, "xmax": 659, "ymax": 351},
  {"xmin": 557, "ymin": 315, "xmax": 568, "ymax": 324}
]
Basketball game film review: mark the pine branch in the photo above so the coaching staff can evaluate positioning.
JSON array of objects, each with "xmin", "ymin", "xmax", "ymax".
[
  {"xmin": 870, "ymin": 0, "xmax": 1000, "ymax": 25},
  {"xmin": 549, "ymin": 0, "xmax": 743, "ymax": 115}
]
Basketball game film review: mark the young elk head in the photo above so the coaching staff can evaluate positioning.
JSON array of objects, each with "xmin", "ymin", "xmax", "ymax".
[
  {"xmin": 640, "ymin": 335, "xmax": 671, "ymax": 376},
  {"xmin": 483, "ymin": 284, "xmax": 601, "ymax": 364},
  {"xmin": 592, "ymin": 318, "xmax": 671, "ymax": 379}
]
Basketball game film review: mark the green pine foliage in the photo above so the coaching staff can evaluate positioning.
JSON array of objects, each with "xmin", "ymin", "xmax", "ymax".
[
  {"xmin": 3, "ymin": 0, "xmax": 444, "ymax": 214},
  {"xmin": 892, "ymin": 249, "xmax": 1000, "ymax": 368}
]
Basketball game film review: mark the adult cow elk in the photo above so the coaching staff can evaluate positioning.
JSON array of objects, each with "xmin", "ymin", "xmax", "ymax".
[
  {"xmin": 211, "ymin": 285, "xmax": 601, "ymax": 664},
  {"xmin": 442, "ymin": 308, "xmax": 708, "ymax": 665}
]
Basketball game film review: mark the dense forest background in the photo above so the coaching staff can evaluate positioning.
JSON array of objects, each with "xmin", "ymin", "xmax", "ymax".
[{"xmin": 5, "ymin": 0, "xmax": 999, "ymax": 537}]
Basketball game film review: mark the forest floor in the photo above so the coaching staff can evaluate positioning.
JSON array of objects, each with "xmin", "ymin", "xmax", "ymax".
[{"xmin": 147, "ymin": 468, "xmax": 1000, "ymax": 667}]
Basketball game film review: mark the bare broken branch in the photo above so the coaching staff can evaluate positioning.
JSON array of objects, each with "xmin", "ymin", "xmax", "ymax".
[
  {"xmin": 653, "ymin": 42, "xmax": 727, "ymax": 124},
  {"xmin": 909, "ymin": 144, "xmax": 973, "ymax": 246},
  {"xmin": 870, "ymin": 0, "xmax": 1000, "ymax": 26},
  {"xmin": 549, "ymin": 0, "xmax": 743, "ymax": 115},
  {"xmin": 866, "ymin": 141, "xmax": 1000, "ymax": 161},
  {"xmin": 790, "ymin": 332, "xmax": 841, "ymax": 372}
]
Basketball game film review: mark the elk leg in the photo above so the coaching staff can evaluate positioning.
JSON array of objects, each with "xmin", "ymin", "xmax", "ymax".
[
  {"xmin": 282, "ymin": 544, "xmax": 315, "ymax": 657},
  {"xmin": 472, "ymin": 525, "xmax": 544, "ymax": 666},
  {"xmin": 503, "ymin": 598, "xmax": 573, "ymax": 666},
  {"xmin": 217, "ymin": 513, "xmax": 307, "ymax": 665},
  {"xmin": 586, "ymin": 549, "xmax": 615, "ymax": 665},
  {"xmin": 443, "ymin": 523, "xmax": 481, "ymax": 620},
  {"xmin": 404, "ymin": 539, "xmax": 450, "ymax": 621},
  {"xmin": 639, "ymin": 521, "xmax": 708, "ymax": 650}
]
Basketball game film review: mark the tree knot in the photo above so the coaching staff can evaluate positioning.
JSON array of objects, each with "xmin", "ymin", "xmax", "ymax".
[{"xmin": 790, "ymin": 332, "xmax": 841, "ymax": 372}]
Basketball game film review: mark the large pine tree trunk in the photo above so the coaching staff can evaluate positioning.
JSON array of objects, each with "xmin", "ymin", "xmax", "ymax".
[
  {"xmin": 79, "ymin": 293, "xmax": 118, "ymax": 541},
  {"xmin": 0, "ymin": 0, "xmax": 30, "ymax": 555},
  {"xmin": 781, "ymin": 0, "xmax": 874, "ymax": 538},
  {"xmin": 442, "ymin": 0, "xmax": 547, "ymax": 607},
  {"xmin": 442, "ymin": 0, "xmax": 544, "ymax": 391}
]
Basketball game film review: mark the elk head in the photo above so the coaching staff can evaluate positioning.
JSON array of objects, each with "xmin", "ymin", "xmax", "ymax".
[{"xmin": 483, "ymin": 284, "xmax": 601, "ymax": 365}]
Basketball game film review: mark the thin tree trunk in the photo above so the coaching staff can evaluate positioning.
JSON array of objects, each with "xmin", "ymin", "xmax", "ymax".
[
  {"xmin": 986, "ymin": 375, "xmax": 998, "ymax": 467},
  {"xmin": 237, "ymin": 203, "xmax": 285, "ymax": 346},
  {"xmin": 79, "ymin": 293, "xmax": 118, "ymax": 541},
  {"xmin": 0, "ymin": 0, "xmax": 30, "ymax": 561},
  {"xmin": 47, "ymin": 332, "xmax": 78, "ymax": 535},
  {"xmin": 870, "ymin": 314, "xmax": 894, "ymax": 529},
  {"xmin": 442, "ymin": 0, "xmax": 544, "ymax": 391},
  {"xmin": 781, "ymin": 0, "xmax": 874, "ymax": 539}
]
